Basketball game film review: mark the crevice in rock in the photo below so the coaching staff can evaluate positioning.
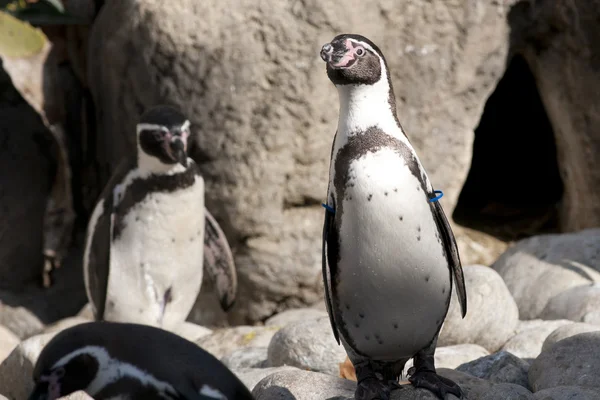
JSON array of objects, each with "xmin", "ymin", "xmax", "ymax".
[
  {"xmin": 283, "ymin": 196, "xmax": 322, "ymax": 210},
  {"xmin": 453, "ymin": 54, "xmax": 563, "ymax": 242}
]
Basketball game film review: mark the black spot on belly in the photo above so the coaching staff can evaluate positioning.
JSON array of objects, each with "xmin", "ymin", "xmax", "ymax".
[
  {"xmin": 139, "ymin": 308, "xmax": 144, "ymax": 313},
  {"xmin": 442, "ymin": 286, "xmax": 446, "ymax": 294},
  {"xmin": 365, "ymin": 335, "xmax": 370, "ymax": 341},
  {"xmin": 164, "ymin": 287, "xmax": 173, "ymax": 304},
  {"xmin": 345, "ymin": 304, "xmax": 350, "ymax": 310},
  {"xmin": 384, "ymin": 192, "xmax": 388, "ymax": 196},
  {"xmin": 171, "ymin": 238, "xmax": 175, "ymax": 243},
  {"xmin": 359, "ymin": 313, "xmax": 365, "ymax": 319},
  {"xmin": 399, "ymin": 216, "xmax": 403, "ymax": 221},
  {"xmin": 436, "ymin": 319, "xmax": 441, "ymax": 325},
  {"xmin": 393, "ymin": 323, "xmax": 398, "ymax": 329},
  {"xmin": 135, "ymin": 217, "xmax": 140, "ymax": 222},
  {"xmin": 374, "ymin": 334, "xmax": 383, "ymax": 344},
  {"xmin": 425, "ymin": 275, "xmax": 430, "ymax": 282},
  {"xmin": 367, "ymin": 194, "xmax": 373, "ymax": 201},
  {"xmin": 394, "ymin": 188, "xmax": 398, "ymax": 192},
  {"xmin": 417, "ymin": 236, "xmax": 421, "ymax": 241},
  {"xmin": 190, "ymin": 236, "xmax": 194, "ymax": 241},
  {"xmin": 417, "ymin": 226, "xmax": 421, "ymax": 232},
  {"xmin": 354, "ymin": 323, "xmax": 359, "ymax": 328}
]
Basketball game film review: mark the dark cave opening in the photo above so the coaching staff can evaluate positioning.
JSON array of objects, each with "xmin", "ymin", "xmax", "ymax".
[{"xmin": 452, "ymin": 54, "xmax": 564, "ymax": 242}]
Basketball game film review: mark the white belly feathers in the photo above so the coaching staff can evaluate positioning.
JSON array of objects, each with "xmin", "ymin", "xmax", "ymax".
[{"xmin": 105, "ymin": 176, "xmax": 205, "ymax": 329}]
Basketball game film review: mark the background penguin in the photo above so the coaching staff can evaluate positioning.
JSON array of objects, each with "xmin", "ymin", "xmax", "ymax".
[
  {"xmin": 28, "ymin": 321, "xmax": 254, "ymax": 400},
  {"xmin": 83, "ymin": 105, "xmax": 237, "ymax": 330},
  {"xmin": 320, "ymin": 34, "xmax": 468, "ymax": 400}
]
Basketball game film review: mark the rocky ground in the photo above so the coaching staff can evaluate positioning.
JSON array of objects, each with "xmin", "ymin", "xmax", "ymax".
[{"xmin": 1, "ymin": 229, "xmax": 600, "ymax": 399}]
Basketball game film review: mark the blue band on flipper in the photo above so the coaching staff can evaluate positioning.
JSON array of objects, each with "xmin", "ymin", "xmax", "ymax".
[
  {"xmin": 429, "ymin": 190, "xmax": 444, "ymax": 202},
  {"xmin": 322, "ymin": 203, "xmax": 335, "ymax": 214}
]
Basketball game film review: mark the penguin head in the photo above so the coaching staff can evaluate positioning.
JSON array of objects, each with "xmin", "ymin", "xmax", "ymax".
[
  {"xmin": 29, "ymin": 342, "xmax": 99, "ymax": 400},
  {"xmin": 136, "ymin": 105, "xmax": 191, "ymax": 169},
  {"xmin": 320, "ymin": 34, "xmax": 388, "ymax": 86}
]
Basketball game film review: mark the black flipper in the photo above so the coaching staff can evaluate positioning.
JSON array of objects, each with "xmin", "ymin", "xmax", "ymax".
[
  {"xmin": 203, "ymin": 208, "xmax": 238, "ymax": 311},
  {"xmin": 322, "ymin": 202, "xmax": 340, "ymax": 345},
  {"xmin": 430, "ymin": 198, "xmax": 467, "ymax": 318},
  {"xmin": 83, "ymin": 161, "xmax": 132, "ymax": 320}
]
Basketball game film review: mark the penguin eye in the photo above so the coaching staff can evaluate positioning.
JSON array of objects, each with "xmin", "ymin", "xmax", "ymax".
[{"xmin": 355, "ymin": 47, "xmax": 366, "ymax": 57}]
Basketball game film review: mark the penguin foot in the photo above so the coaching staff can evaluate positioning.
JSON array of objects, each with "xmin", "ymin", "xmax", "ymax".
[
  {"xmin": 408, "ymin": 370, "xmax": 462, "ymax": 399},
  {"xmin": 355, "ymin": 377, "xmax": 391, "ymax": 400}
]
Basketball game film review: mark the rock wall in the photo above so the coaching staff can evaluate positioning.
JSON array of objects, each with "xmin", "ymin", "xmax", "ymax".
[
  {"xmin": 0, "ymin": 64, "xmax": 55, "ymax": 288},
  {"xmin": 509, "ymin": 0, "xmax": 600, "ymax": 232},
  {"xmin": 87, "ymin": 0, "xmax": 518, "ymax": 324}
]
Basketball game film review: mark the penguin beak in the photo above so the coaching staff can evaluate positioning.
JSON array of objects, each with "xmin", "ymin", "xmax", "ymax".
[
  {"xmin": 320, "ymin": 39, "xmax": 357, "ymax": 69},
  {"xmin": 170, "ymin": 137, "xmax": 188, "ymax": 167},
  {"xmin": 28, "ymin": 384, "xmax": 48, "ymax": 400}
]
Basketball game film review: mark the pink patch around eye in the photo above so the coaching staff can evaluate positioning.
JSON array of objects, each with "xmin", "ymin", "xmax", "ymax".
[
  {"xmin": 331, "ymin": 40, "xmax": 365, "ymax": 68},
  {"xmin": 40, "ymin": 372, "xmax": 62, "ymax": 400}
]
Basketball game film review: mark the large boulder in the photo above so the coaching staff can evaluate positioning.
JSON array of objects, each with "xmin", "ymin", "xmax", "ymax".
[
  {"xmin": 491, "ymin": 229, "xmax": 600, "ymax": 320},
  {"xmin": 0, "ymin": 63, "xmax": 55, "ymax": 288},
  {"xmin": 87, "ymin": 0, "xmax": 519, "ymax": 324},
  {"xmin": 438, "ymin": 265, "xmax": 519, "ymax": 352}
]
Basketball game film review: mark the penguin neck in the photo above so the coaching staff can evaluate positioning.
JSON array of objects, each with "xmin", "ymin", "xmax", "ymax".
[
  {"xmin": 335, "ymin": 76, "xmax": 402, "ymax": 140},
  {"xmin": 136, "ymin": 144, "xmax": 186, "ymax": 177}
]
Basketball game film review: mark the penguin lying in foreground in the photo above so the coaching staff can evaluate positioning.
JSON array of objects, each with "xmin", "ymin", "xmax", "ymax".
[
  {"xmin": 320, "ymin": 34, "xmax": 468, "ymax": 400},
  {"xmin": 83, "ymin": 105, "xmax": 237, "ymax": 330},
  {"xmin": 28, "ymin": 321, "xmax": 254, "ymax": 400}
]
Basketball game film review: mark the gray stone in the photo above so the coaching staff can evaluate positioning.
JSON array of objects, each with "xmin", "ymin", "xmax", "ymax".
[
  {"xmin": 542, "ymin": 322, "xmax": 600, "ymax": 352},
  {"xmin": 457, "ymin": 351, "xmax": 530, "ymax": 389},
  {"xmin": 57, "ymin": 392, "xmax": 94, "ymax": 400},
  {"xmin": 540, "ymin": 283, "xmax": 600, "ymax": 322},
  {"xmin": 234, "ymin": 366, "xmax": 300, "ymax": 392},
  {"xmin": 267, "ymin": 316, "xmax": 347, "ymax": 376},
  {"xmin": 479, "ymin": 383, "xmax": 533, "ymax": 400},
  {"xmin": 439, "ymin": 265, "xmax": 519, "ymax": 352},
  {"xmin": 532, "ymin": 386, "xmax": 600, "ymax": 400},
  {"xmin": 43, "ymin": 317, "xmax": 91, "ymax": 335},
  {"xmin": 0, "ymin": 64, "xmax": 56, "ymax": 289},
  {"xmin": 265, "ymin": 308, "xmax": 328, "ymax": 327},
  {"xmin": 88, "ymin": 0, "xmax": 520, "ymax": 324},
  {"xmin": 221, "ymin": 347, "xmax": 268, "ymax": 369},
  {"xmin": 501, "ymin": 320, "xmax": 572, "ymax": 359},
  {"xmin": 0, "ymin": 304, "xmax": 44, "ymax": 340},
  {"xmin": 0, "ymin": 325, "xmax": 19, "ymax": 364},
  {"xmin": 491, "ymin": 230, "xmax": 600, "ymax": 320},
  {"xmin": 0, "ymin": 332, "xmax": 56, "ymax": 400},
  {"xmin": 195, "ymin": 325, "xmax": 280, "ymax": 359},
  {"xmin": 403, "ymin": 344, "xmax": 490, "ymax": 374},
  {"xmin": 529, "ymin": 332, "xmax": 600, "ymax": 391},
  {"xmin": 252, "ymin": 369, "xmax": 356, "ymax": 400},
  {"xmin": 171, "ymin": 322, "xmax": 213, "ymax": 343}
]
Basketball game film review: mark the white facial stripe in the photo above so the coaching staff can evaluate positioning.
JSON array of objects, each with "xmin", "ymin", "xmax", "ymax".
[
  {"xmin": 199, "ymin": 384, "xmax": 227, "ymax": 399},
  {"xmin": 180, "ymin": 120, "xmax": 191, "ymax": 132},
  {"xmin": 136, "ymin": 123, "xmax": 169, "ymax": 135},
  {"xmin": 347, "ymin": 39, "xmax": 377, "ymax": 55},
  {"xmin": 52, "ymin": 346, "xmax": 178, "ymax": 397}
]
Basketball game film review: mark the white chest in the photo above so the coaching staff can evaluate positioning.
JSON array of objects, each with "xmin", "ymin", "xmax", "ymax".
[{"xmin": 105, "ymin": 176, "xmax": 205, "ymax": 328}]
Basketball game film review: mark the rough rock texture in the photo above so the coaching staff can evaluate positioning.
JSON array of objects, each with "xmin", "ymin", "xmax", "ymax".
[
  {"xmin": 403, "ymin": 344, "xmax": 490, "ymax": 373},
  {"xmin": 265, "ymin": 307, "xmax": 328, "ymax": 327},
  {"xmin": 492, "ymin": 229, "xmax": 600, "ymax": 320},
  {"xmin": 501, "ymin": 319, "xmax": 572, "ymax": 359},
  {"xmin": 0, "ymin": 63, "xmax": 56, "ymax": 289},
  {"xmin": 540, "ymin": 283, "xmax": 600, "ymax": 322},
  {"xmin": 456, "ymin": 351, "xmax": 530, "ymax": 389},
  {"xmin": 0, "ymin": 325, "xmax": 19, "ymax": 365},
  {"xmin": 0, "ymin": 332, "xmax": 56, "ymax": 399},
  {"xmin": 481, "ymin": 383, "xmax": 533, "ymax": 400},
  {"xmin": 267, "ymin": 316, "xmax": 347, "ymax": 375},
  {"xmin": 0, "ymin": 304, "xmax": 43, "ymax": 340},
  {"xmin": 57, "ymin": 392, "xmax": 94, "ymax": 400},
  {"xmin": 439, "ymin": 265, "xmax": 519, "ymax": 351},
  {"xmin": 222, "ymin": 347, "xmax": 268, "ymax": 369},
  {"xmin": 195, "ymin": 325, "xmax": 280, "ymax": 359},
  {"xmin": 532, "ymin": 386, "xmax": 600, "ymax": 400},
  {"xmin": 529, "ymin": 332, "xmax": 600, "ymax": 391},
  {"xmin": 542, "ymin": 322, "xmax": 600, "ymax": 352},
  {"xmin": 252, "ymin": 369, "xmax": 357, "ymax": 400},
  {"xmin": 233, "ymin": 366, "xmax": 300, "ymax": 392},
  {"xmin": 87, "ymin": 0, "xmax": 519, "ymax": 324},
  {"xmin": 171, "ymin": 322, "xmax": 213, "ymax": 343},
  {"xmin": 509, "ymin": 1, "xmax": 600, "ymax": 232}
]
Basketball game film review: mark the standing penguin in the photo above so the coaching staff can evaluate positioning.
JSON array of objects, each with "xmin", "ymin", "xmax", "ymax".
[
  {"xmin": 320, "ymin": 34, "xmax": 468, "ymax": 400},
  {"xmin": 28, "ymin": 321, "xmax": 254, "ymax": 400},
  {"xmin": 83, "ymin": 105, "xmax": 237, "ymax": 330}
]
